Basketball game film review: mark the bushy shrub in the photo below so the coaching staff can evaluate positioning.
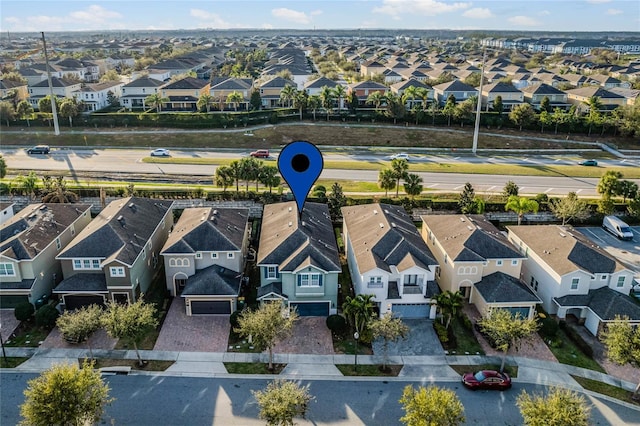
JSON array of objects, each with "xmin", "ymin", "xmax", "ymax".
[
  {"xmin": 15, "ymin": 302, "xmax": 35, "ymax": 321},
  {"xmin": 35, "ymin": 304, "xmax": 59, "ymax": 329},
  {"xmin": 460, "ymin": 315, "xmax": 473, "ymax": 331},
  {"xmin": 539, "ymin": 316, "xmax": 559, "ymax": 339},
  {"xmin": 433, "ymin": 321, "xmax": 449, "ymax": 343},
  {"xmin": 229, "ymin": 310, "xmax": 242, "ymax": 329},
  {"xmin": 326, "ymin": 314, "xmax": 347, "ymax": 333}
]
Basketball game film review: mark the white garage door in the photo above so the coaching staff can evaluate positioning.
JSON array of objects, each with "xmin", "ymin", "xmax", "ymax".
[{"xmin": 392, "ymin": 303, "xmax": 430, "ymax": 318}]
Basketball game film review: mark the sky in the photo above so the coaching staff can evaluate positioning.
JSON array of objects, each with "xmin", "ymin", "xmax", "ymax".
[{"xmin": 1, "ymin": 0, "xmax": 639, "ymax": 33}]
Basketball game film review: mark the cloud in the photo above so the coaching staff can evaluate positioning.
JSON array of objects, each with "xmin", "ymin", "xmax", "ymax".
[
  {"xmin": 271, "ymin": 8, "xmax": 311, "ymax": 24},
  {"xmin": 508, "ymin": 15, "xmax": 540, "ymax": 27},
  {"xmin": 373, "ymin": 0, "xmax": 471, "ymax": 17},
  {"xmin": 190, "ymin": 8, "xmax": 238, "ymax": 28},
  {"xmin": 69, "ymin": 5, "xmax": 121, "ymax": 23},
  {"xmin": 538, "ymin": 10, "xmax": 551, "ymax": 16},
  {"xmin": 586, "ymin": 0, "xmax": 612, "ymax": 3},
  {"xmin": 310, "ymin": 10, "xmax": 323, "ymax": 16},
  {"xmin": 462, "ymin": 7, "xmax": 493, "ymax": 19},
  {"xmin": 3, "ymin": 5, "xmax": 125, "ymax": 31},
  {"xmin": 606, "ymin": 8, "xmax": 622, "ymax": 14}
]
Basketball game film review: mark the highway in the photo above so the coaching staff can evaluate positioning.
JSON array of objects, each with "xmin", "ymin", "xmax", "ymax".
[{"xmin": 1, "ymin": 147, "xmax": 638, "ymax": 197}]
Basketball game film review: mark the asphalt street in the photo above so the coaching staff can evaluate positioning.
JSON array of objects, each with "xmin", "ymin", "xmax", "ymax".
[{"xmin": 1, "ymin": 373, "xmax": 639, "ymax": 425}]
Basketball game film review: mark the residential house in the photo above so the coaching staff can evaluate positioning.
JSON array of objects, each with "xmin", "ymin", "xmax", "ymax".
[
  {"xmin": 588, "ymin": 74, "xmax": 631, "ymax": 89},
  {"xmin": 210, "ymin": 77, "xmax": 253, "ymax": 111},
  {"xmin": 432, "ymin": 80, "xmax": 477, "ymax": 105},
  {"xmin": 347, "ymin": 80, "xmax": 389, "ymax": 107},
  {"xmin": 360, "ymin": 59, "xmax": 387, "ymax": 78},
  {"xmin": 0, "ymin": 79, "xmax": 29, "ymax": 103},
  {"xmin": 160, "ymin": 77, "xmax": 210, "ymax": 111},
  {"xmin": 0, "ymin": 204, "xmax": 92, "ymax": 308},
  {"xmin": 389, "ymin": 79, "xmax": 432, "ymax": 108},
  {"xmin": 259, "ymin": 76, "xmax": 296, "ymax": 109},
  {"xmin": 256, "ymin": 202, "xmax": 341, "ymax": 316},
  {"xmin": 565, "ymin": 86, "xmax": 626, "ymax": 112},
  {"xmin": 342, "ymin": 204, "xmax": 439, "ymax": 319},
  {"xmin": 304, "ymin": 77, "xmax": 345, "ymax": 109},
  {"xmin": 0, "ymin": 202, "xmax": 15, "ymax": 226},
  {"xmin": 421, "ymin": 215, "xmax": 539, "ymax": 319},
  {"xmin": 120, "ymin": 77, "xmax": 165, "ymax": 110},
  {"xmin": 54, "ymin": 197, "xmax": 173, "ymax": 310},
  {"xmin": 27, "ymin": 77, "xmax": 82, "ymax": 110},
  {"xmin": 507, "ymin": 225, "xmax": 639, "ymax": 335},
  {"xmin": 609, "ymin": 87, "xmax": 639, "ymax": 106},
  {"xmin": 161, "ymin": 208, "xmax": 250, "ymax": 315},
  {"xmin": 74, "ymin": 81, "xmax": 124, "ymax": 112},
  {"xmin": 521, "ymin": 83, "xmax": 570, "ymax": 111},
  {"xmin": 478, "ymin": 81, "xmax": 524, "ymax": 111}
]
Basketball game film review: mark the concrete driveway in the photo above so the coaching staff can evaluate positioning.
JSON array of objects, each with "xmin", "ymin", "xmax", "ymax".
[
  {"xmin": 373, "ymin": 319, "xmax": 444, "ymax": 356},
  {"xmin": 153, "ymin": 298, "xmax": 230, "ymax": 352}
]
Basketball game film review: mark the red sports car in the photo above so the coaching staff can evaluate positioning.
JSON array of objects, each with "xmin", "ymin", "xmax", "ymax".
[{"xmin": 462, "ymin": 370, "xmax": 512, "ymax": 391}]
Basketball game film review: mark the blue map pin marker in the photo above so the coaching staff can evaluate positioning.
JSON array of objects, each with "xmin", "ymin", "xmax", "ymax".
[{"xmin": 278, "ymin": 141, "xmax": 323, "ymax": 216}]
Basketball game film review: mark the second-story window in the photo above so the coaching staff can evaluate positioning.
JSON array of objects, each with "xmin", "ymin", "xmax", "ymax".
[
  {"xmin": 110, "ymin": 267, "xmax": 125, "ymax": 277},
  {"xmin": 616, "ymin": 276, "xmax": 625, "ymax": 288}
]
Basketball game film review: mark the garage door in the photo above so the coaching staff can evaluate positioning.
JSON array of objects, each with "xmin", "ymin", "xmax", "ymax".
[
  {"xmin": 64, "ymin": 295, "xmax": 105, "ymax": 311},
  {"xmin": 190, "ymin": 300, "xmax": 231, "ymax": 315},
  {"xmin": 290, "ymin": 302, "xmax": 330, "ymax": 316},
  {"xmin": 392, "ymin": 303, "xmax": 430, "ymax": 318}
]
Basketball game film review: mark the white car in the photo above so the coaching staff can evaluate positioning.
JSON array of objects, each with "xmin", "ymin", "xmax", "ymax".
[
  {"xmin": 150, "ymin": 148, "xmax": 170, "ymax": 157},
  {"xmin": 390, "ymin": 153, "xmax": 410, "ymax": 161}
]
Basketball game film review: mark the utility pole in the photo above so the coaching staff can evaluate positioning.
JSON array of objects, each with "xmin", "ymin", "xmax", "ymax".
[
  {"xmin": 41, "ymin": 32, "xmax": 60, "ymax": 136},
  {"xmin": 471, "ymin": 47, "xmax": 487, "ymax": 154}
]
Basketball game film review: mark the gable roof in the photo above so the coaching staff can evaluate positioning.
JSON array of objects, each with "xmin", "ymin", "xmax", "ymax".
[
  {"xmin": 482, "ymin": 81, "xmax": 522, "ymax": 93},
  {"xmin": 260, "ymin": 76, "xmax": 296, "ymax": 89},
  {"xmin": 57, "ymin": 197, "xmax": 173, "ymax": 267},
  {"xmin": 507, "ymin": 225, "xmax": 626, "ymax": 275},
  {"xmin": 554, "ymin": 287, "xmax": 640, "ymax": 321},
  {"xmin": 390, "ymin": 79, "xmax": 430, "ymax": 91},
  {"xmin": 565, "ymin": 86, "xmax": 624, "ymax": 99},
  {"xmin": 30, "ymin": 77, "xmax": 79, "ymax": 88},
  {"xmin": 304, "ymin": 76, "xmax": 339, "ymax": 89},
  {"xmin": 0, "ymin": 204, "xmax": 91, "ymax": 261},
  {"xmin": 520, "ymin": 83, "xmax": 566, "ymax": 96},
  {"xmin": 433, "ymin": 80, "xmax": 477, "ymax": 93},
  {"xmin": 210, "ymin": 77, "xmax": 253, "ymax": 91},
  {"xmin": 422, "ymin": 214, "xmax": 522, "ymax": 262},
  {"xmin": 257, "ymin": 202, "xmax": 340, "ymax": 273},
  {"xmin": 342, "ymin": 203, "xmax": 436, "ymax": 274},
  {"xmin": 161, "ymin": 208, "xmax": 248, "ymax": 255},
  {"xmin": 181, "ymin": 264, "xmax": 241, "ymax": 297},
  {"xmin": 161, "ymin": 77, "xmax": 208, "ymax": 90},
  {"xmin": 123, "ymin": 77, "xmax": 165, "ymax": 88}
]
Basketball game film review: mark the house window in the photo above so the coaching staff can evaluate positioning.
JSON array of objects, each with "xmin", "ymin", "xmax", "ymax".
[
  {"xmin": 511, "ymin": 260, "xmax": 518, "ymax": 266},
  {"xmin": 73, "ymin": 259, "xmax": 101, "ymax": 270},
  {"xmin": 496, "ymin": 260, "xmax": 503, "ymax": 266},
  {"xmin": 616, "ymin": 276, "xmax": 625, "ymax": 288},
  {"xmin": 56, "ymin": 238, "xmax": 61, "ymax": 250},
  {"xmin": 195, "ymin": 252, "xmax": 202, "ymax": 259},
  {"xmin": 110, "ymin": 267, "xmax": 125, "ymax": 277},
  {"xmin": 570, "ymin": 278, "xmax": 579, "ymax": 290},
  {"xmin": 299, "ymin": 273, "xmax": 321, "ymax": 287},
  {"xmin": 601, "ymin": 275, "xmax": 607, "ymax": 281},
  {"xmin": 0, "ymin": 263, "xmax": 15, "ymax": 276},
  {"xmin": 211, "ymin": 253, "xmax": 218, "ymax": 259},
  {"xmin": 227, "ymin": 253, "xmax": 234, "ymax": 259},
  {"xmin": 368, "ymin": 276, "xmax": 383, "ymax": 288},
  {"xmin": 404, "ymin": 275, "xmax": 418, "ymax": 285},
  {"xmin": 267, "ymin": 266, "xmax": 277, "ymax": 279}
]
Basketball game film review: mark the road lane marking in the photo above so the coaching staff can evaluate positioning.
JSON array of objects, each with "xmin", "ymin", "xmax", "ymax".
[
  {"xmin": 487, "ymin": 186, "xmax": 496, "ymax": 191},
  {"xmin": 575, "ymin": 189, "xmax": 583, "ymax": 194},
  {"xmin": 454, "ymin": 185, "xmax": 464, "ymax": 190},
  {"xmin": 545, "ymin": 188, "xmax": 554, "ymax": 193}
]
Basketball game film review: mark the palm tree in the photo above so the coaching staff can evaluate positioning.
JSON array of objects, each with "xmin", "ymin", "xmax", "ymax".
[
  {"xmin": 214, "ymin": 166, "xmax": 234, "ymax": 193},
  {"xmin": 333, "ymin": 84, "xmax": 346, "ymax": 112},
  {"xmin": 41, "ymin": 176, "xmax": 78, "ymax": 203},
  {"xmin": 403, "ymin": 173, "xmax": 423, "ymax": 200},
  {"xmin": 144, "ymin": 93, "xmax": 168, "ymax": 112},
  {"xmin": 279, "ymin": 84, "xmax": 296, "ymax": 108},
  {"xmin": 505, "ymin": 196, "xmax": 539, "ymax": 225},
  {"xmin": 197, "ymin": 93, "xmax": 214, "ymax": 112},
  {"xmin": 319, "ymin": 86, "xmax": 335, "ymax": 120},
  {"xmin": 227, "ymin": 160, "xmax": 242, "ymax": 194},
  {"xmin": 307, "ymin": 95, "xmax": 321, "ymax": 121},
  {"xmin": 58, "ymin": 98, "xmax": 79, "ymax": 127},
  {"xmin": 378, "ymin": 168, "xmax": 396, "ymax": 197},
  {"xmin": 442, "ymin": 94, "xmax": 456, "ymax": 126},
  {"xmin": 366, "ymin": 91, "xmax": 385, "ymax": 112},
  {"xmin": 226, "ymin": 91, "xmax": 244, "ymax": 112},
  {"xmin": 258, "ymin": 165, "xmax": 281, "ymax": 192},
  {"xmin": 239, "ymin": 157, "xmax": 260, "ymax": 191},
  {"xmin": 435, "ymin": 290, "xmax": 464, "ymax": 330},
  {"xmin": 390, "ymin": 158, "xmax": 409, "ymax": 198},
  {"xmin": 342, "ymin": 294, "xmax": 376, "ymax": 337},
  {"xmin": 292, "ymin": 89, "xmax": 308, "ymax": 121},
  {"xmin": 402, "ymin": 85, "xmax": 419, "ymax": 122}
]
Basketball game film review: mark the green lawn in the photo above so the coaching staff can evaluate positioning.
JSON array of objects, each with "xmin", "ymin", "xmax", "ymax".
[
  {"xmin": 4, "ymin": 322, "xmax": 50, "ymax": 347},
  {"xmin": 450, "ymin": 364, "xmax": 518, "ymax": 378},
  {"xmin": 84, "ymin": 358, "xmax": 174, "ymax": 371},
  {"xmin": 224, "ymin": 362, "xmax": 286, "ymax": 374},
  {"xmin": 545, "ymin": 329, "xmax": 606, "ymax": 373},
  {"xmin": 448, "ymin": 316, "xmax": 485, "ymax": 356},
  {"xmin": 0, "ymin": 357, "xmax": 29, "ymax": 368},
  {"xmin": 571, "ymin": 375, "xmax": 639, "ymax": 406},
  {"xmin": 335, "ymin": 364, "xmax": 402, "ymax": 376}
]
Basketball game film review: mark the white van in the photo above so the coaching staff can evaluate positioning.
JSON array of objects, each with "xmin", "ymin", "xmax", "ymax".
[{"xmin": 603, "ymin": 216, "xmax": 634, "ymax": 241}]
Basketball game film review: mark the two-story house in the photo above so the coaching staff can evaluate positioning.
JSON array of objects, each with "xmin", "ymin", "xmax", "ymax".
[
  {"xmin": 161, "ymin": 208, "xmax": 250, "ymax": 315},
  {"xmin": 507, "ymin": 225, "xmax": 640, "ymax": 335},
  {"xmin": 432, "ymin": 80, "xmax": 478, "ymax": 105},
  {"xmin": 422, "ymin": 215, "xmax": 540, "ymax": 319},
  {"xmin": 160, "ymin": 77, "xmax": 210, "ymax": 111},
  {"xmin": 342, "ymin": 204, "xmax": 439, "ymax": 319},
  {"xmin": 347, "ymin": 80, "xmax": 389, "ymax": 107},
  {"xmin": 259, "ymin": 76, "xmax": 296, "ymax": 109},
  {"xmin": 521, "ymin": 83, "xmax": 570, "ymax": 111},
  {"xmin": 257, "ymin": 202, "xmax": 341, "ymax": 316},
  {"xmin": 54, "ymin": 197, "xmax": 173, "ymax": 310},
  {"xmin": 390, "ymin": 79, "xmax": 433, "ymax": 109},
  {"xmin": 74, "ymin": 81, "xmax": 124, "ymax": 112},
  {"xmin": 28, "ymin": 77, "xmax": 82, "ymax": 110},
  {"xmin": 120, "ymin": 77, "xmax": 165, "ymax": 110},
  {"xmin": 209, "ymin": 77, "xmax": 253, "ymax": 111},
  {"xmin": 565, "ymin": 86, "xmax": 626, "ymax": 112},
  {"xmin": 0, "ymin": 204, "xmax": 92, "ymax": 308},
  {"xmin": 478, "ymin": 81, "xmax": 524, "ymax": 111}
]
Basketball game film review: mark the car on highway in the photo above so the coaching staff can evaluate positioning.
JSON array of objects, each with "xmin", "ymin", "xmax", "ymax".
[
  {"xmin": 389, "ymin": 153, "xmax": 410, "ymax": 161},
  {"xmin": 462, "ymin": 370, "xmax": 512, "ymax": 391},
  {"xmin": 26, "ymin": 145, "xmax": 50, "ymax": 155},
  {"xmin": 250, "ymin": 149, "xmax": 270, "ymax": 158},
  {"xmin": 150, "ymin": 148, "xmax": 170, "ymax": 157},
  {"xmin": 579, "ymin": 159, "xmax": 598, "ymax": 166}
]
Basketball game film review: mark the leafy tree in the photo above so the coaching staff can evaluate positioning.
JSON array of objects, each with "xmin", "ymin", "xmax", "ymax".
[
  {"xmin": 385, "ymin": 92, "xmax": 406, "ymax": 124},
  {"xmin": 597, "ymin": 170, "xmax": 622, "ymax": 200},
  {"xmin": 399, "ymin": 385, "xmax": 465, "ymax": 426},
  {"xmin": 435, "ymin": 290, "xmax": 464, "ymax": 330},
  {"xmin": 551, "ymin": 107, "xmax": 566, "ymax": 134},
  {"xmin": 252, "ymin": 380, "xmax": 313, "ymax": 426},
  {"xmin": 628, "ymin": 194, "xmax": 640, "ymax": 220},
  {"xmin": 41, "ymin": 176, "xmax": 78, "ymax": 203},
  {"xmin": 617, "ymin": 180, "xmax": 638, "ymax": 203},
  {"xmin": 516, "ymin": 387, "xmax": 590, "ymax": 426},
  {"xmin": 16, "ymin": 171, "xmax": 39, "ymax": 201},
  {"xmin": 1, "ymin": 71, "xmax": 27, "ymax": 84},
  {"xmin": 327, "ymin": 182, "xmax": 347, "ymax": 220},
  {"xmin": 16, "ymin": 100, "xmax": 34, "ymax": 127},
  {"xmin": 453, "ymin": 98, "xmax": 475, "ymax": 127},
  {"xmin": 0, "ymin": 101, "xmax": 16, "ymax": 126},
  {"xmin": 493, "ymin": 95, "xmax": 504, "ymax": 115},
  {"xmin": 478, "ymin": 308, "xmax": 540, "ymax": 372},
  {"xmin": 56, "ymin": 304, "xmax": 102, "ymax": 359},
  {"xmin": 196, "ymin": 93, "xmax": 214, "ymax": 112},
  {"xmin": 101, "ymin": 299, "xmax": 158, "ymax": 366},
  {"xmin": 509, "ymin": 103, "xmax": 536, "ymax": 131},
  {"xmin": 346, "ymin": 90, "xmax": 359, "ymax": 113},
  {"xmin": 378, "ymin": 168, "xmax": 396, "ymax": 197},
  {"xmin": 35, "ymin": 304, "xmax": 59, "ymax": 329},
  {"xmin": 0, "ymin": 156, "xmax": 6, "ymax": 179},
  {"xmin": 505, "ymin": 196, "xmax": 539, "ymax": 225},
  {"xmin": 391, "ymin": 158, "xmax": 409, "ymax": 198},
  {"xmin": 58, "ymin": 98, "xmax": 80, "ymax": 127},
  {"xmin": 464, "ymin": 72, "xmax": 481, "ymax": 87},
  {"xmin": 312, "ymin": 184, "xmax": 327, "ymax": 203},
  {"xmin": 342, "ymin": 294, "xmax": 376, "ymax": 344},
  {"xmin": 249, "ymin": 89, "xmax": 262, "ymax": 111},
  {"xmin": 601, "ymin": 315, "xmax": 640, "ymax": 399},
  {"xmin": 458, "ymin": 182, "xmax": 476, "ymax": 214},
  {"xmin": 234, "ymin": 301, "xmax": 298, "ymax": 370},
  {"xmin": 370, "ymin": 313, "xmax": 409, "ymax": 371},
  {"xmin": 258, "ymin": 165, "xmax": 280, "ymax": 193},
  {"xmin": 144, "ymin": 93, "xmax": 168, "ymax": 112},
  {"xmin": 503, "ymin": 180, "xmax": 519, "ymax": 198},
  {"xmin": 597, "ymin": 198, "xmax": 615, "ymax": 215},
  {"xmin": 239, "ymin": 157, "xmax": 261, "ymax": 191},
  {"xmin": 106, "ymin": 91, "xmax": 119, "ymax": 107},
  {"xmin": 442, "ymin": 94, "xmax": 456, "ymax": 126},
  {"xmin": 15, "ymin": 301, "xmax": 35, "ymax": 321},
  {"xmin": 584, "ymin": 95, "xmax": 604, "ymax": 136},
  {"xmin": 226, "ymin": 91, "xmax": 244, "ymax": 112},
  {"xmin": 540, "ymin": 96, "xmax": 551, "ymax": 113},
  {"xmin": 549, "ymin": 192, "xmax": 591, "ymax": 225},
  {"xmin": 100, "ymin": 69, "xmax": 121, "ymax": 82},
  {"xmin": 403, "ymin": 173, "xmax": 423, "ymax": 200},
  {"xmin": 38, "ymin": 95, "xmax": 58, "ymax": 114},
  {"xmin": 214, "ymin": 165, "xmax": 234, "ymax": 193},
  {"xmin": 402, "ymin": 85, "xmax": 420, "ymax": 119},
  {"xmin": 20, "ymin": 360, "xmax": 113, "ymax": 426}
]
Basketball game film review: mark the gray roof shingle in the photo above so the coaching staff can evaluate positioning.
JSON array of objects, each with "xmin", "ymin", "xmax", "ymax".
[{"xmin": 474, "ymin": 272, "xmax": 541, "ymax": 303}]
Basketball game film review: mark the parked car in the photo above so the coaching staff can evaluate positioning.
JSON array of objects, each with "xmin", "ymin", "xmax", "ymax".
[
  {"xmin": 579, "ymin": 159, "xmax": 598, "ymax": 166},
  {"xmin": 150, "ymin": 148, "xmax": 170, "ymax": 157},
  {"xmin": 250, "ymin": 149, "xmax": 270, "ymax": 158},
  {"xmin": 390, "ymin": 153, "xmax": 410, "ymax": 161},
  {"xmin": 462, "ymin": 370, "xmax": 512, "ymax": 391},
  {"xmin": 27, "ymin": 145, "xmax": 50, "ymax": 154}
]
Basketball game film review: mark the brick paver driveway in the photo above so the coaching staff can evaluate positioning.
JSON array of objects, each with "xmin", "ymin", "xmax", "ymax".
[
  {"xmin": 153, "ymin": 298, "xmax": 230, "ymax": 352},
  {"xmin": 0, "ymin": 309, "xmax": 21, "ymax": 340},
  {"xmin": 272, "ymin": 317, "xmax": 335, "ymax": 355}
]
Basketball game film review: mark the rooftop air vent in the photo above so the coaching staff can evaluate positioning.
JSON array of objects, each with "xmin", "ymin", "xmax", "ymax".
[{"xmin": 379, "ymin": 223, "xmax": 384, "ymax": 228}]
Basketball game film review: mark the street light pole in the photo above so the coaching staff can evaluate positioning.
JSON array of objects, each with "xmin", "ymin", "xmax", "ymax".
[
  {"xmin": 472, "ymin": 47, "xmax": 487, "ymax": 155},
  {"xmin": 0, "ymin": 324, "xmax": 7, "ymax": 365},
  {"xmin": 353, "ymin": 331, "xmax": 360, "ymax": 372},
  {"xmin": 41, "ymin": 31, "xmax": 60, "ymax": 136}
]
